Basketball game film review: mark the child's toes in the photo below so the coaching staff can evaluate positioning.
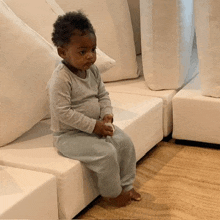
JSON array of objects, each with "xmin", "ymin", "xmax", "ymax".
[{"xmin": 129, "ymin": 188, "xmax": 141, "ymax": 201}]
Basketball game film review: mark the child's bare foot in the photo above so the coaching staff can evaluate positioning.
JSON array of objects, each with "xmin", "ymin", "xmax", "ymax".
[
  {"xmin": 128, "ymin": 188, "xmax": 141, "ymax": 201},
  {"xmin": 105, "ymin": 190, "xmax": 131, "ymax": 207}
]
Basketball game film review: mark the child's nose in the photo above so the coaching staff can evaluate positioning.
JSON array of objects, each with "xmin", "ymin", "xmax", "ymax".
[{"xmin": 86, "ymin": 52, "xmax": 94, "ymax": 60}]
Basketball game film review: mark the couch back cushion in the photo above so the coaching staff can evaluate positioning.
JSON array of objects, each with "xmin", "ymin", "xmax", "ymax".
[
  {"xmin": 4, "ymin": 0, "xmax": 58, "ymax": 45},
  {"xmin": 140, "ymin": 0, "xmax": 195, "ymax": 90},
  {"xmin": 194, "ymin": 0, "xmax": 220, "ymax": 98},
  {"xmin": 3, "ymin": 0, "xmax": 116, "ymax": 122},
  {"xmin": 0, "ymin": 0, "xmax": 60, "ymax": 146},
  {"xmin": 48, "ymin": 0, "xmax": 138, "ymax": 82},
  {"xmin": 127, "ymin": 0, "xmax": 141, "ymax": 55},
  {"xmin": 4, "ymin": 0, "xmax": 116, "ymax": 74}
]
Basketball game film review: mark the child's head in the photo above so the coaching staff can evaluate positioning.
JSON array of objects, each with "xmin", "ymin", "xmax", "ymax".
[{"xmin": 52, "ymin": 11, "xmax": 97, "ymax": 72}]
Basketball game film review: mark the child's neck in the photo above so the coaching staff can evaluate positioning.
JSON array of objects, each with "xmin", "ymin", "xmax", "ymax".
[{"xmin": 62, "ymin": 60, "xmax": 86, "ymax": 79}]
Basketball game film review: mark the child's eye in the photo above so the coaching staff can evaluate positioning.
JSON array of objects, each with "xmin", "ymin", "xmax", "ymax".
[
  {"xmin": 79, "ymin": 51, "xmax": 86, "ymax": 55},
  {"xmin": 92, "ymin": 48, "xmax": 96, "ymax": 53}
]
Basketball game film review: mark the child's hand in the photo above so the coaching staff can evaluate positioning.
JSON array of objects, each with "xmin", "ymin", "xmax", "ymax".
[
  {"xmin": 103, "ymin": 114, "xmax": 113, "ymax": 123},
  {"xmin": 93, "ymin": 120, "xmax": 113, "ymax": 137}
]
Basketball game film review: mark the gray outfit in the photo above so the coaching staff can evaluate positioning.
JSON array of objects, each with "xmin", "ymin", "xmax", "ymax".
[{"xmin": 48, "ymin": 63, "xmax": 136, "ymax": 197}]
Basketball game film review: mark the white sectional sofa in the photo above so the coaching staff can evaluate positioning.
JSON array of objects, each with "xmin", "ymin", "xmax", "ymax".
[
  {"xmin": 0, "ymin": 93, "xmax": 163, "ymax": 219},
  {"xmin": 2, "ymin": 0, "xmax": 218, "ymax": 219}
]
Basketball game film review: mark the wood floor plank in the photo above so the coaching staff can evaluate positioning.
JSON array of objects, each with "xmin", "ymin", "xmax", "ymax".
[{"xmin": 75, "ymin": 140, "xmax": 220, "ymax": 219}]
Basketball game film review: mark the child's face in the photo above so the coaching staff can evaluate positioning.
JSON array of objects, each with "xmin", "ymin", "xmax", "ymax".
[{"xmin": 59, "ymin": 32, "xmax": 97, "ymax": 71}]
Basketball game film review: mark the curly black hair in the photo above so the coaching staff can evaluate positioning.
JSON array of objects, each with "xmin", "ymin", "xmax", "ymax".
[{"xmin": 52, "ymin": 11, "xmax": 95, "ymax": 47}]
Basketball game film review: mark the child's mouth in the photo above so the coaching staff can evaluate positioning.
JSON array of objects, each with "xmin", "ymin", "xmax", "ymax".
[{"xmin": 84, "ymin": 62, "xmax": 93, "ymax": 68}]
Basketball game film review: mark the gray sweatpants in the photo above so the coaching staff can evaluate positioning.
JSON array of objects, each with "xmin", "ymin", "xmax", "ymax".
[{"xmin": 53, "ymin": 126, "xmax": 136, "ymax": 198}]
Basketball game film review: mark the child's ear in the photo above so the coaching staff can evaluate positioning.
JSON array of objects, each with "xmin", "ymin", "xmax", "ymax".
[{"xmin": 57, "ymin": 47, "xmax": 67, "ymax": 59}]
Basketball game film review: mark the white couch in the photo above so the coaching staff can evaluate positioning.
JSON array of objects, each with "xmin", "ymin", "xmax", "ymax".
[
  {"xmin": 1, "ymin": 0, "xmax": 210, "ymax": 219},
  {"xmin": 0, "ymin": 94, "xmax": 163, "ymax": 220}
]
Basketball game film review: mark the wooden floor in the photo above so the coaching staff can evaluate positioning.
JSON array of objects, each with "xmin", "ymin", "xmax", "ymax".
[{"xmin": 75, "ymin": 139, "xmax": 220, "ymax": 220}]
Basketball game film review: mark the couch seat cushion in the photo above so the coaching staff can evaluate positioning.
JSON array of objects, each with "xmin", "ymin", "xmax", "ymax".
[
  {"xmin": 0, "ymin": 165, "xmax": 58, "ymax": 219},
  {"xmin": 173, "ymin": 74, "xmax": 220, "ymax": 144},
  {"xmin": 106, "ymin": 76, "xmax": 176, "ymax": 137}
]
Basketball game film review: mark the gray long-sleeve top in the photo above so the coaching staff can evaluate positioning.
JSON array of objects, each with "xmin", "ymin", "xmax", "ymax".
[{"xmin": 47, "ymin": 63, "xmax": 113, "ymax": 134}]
